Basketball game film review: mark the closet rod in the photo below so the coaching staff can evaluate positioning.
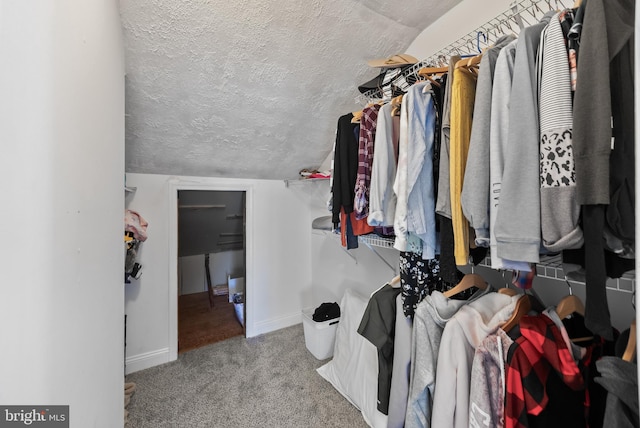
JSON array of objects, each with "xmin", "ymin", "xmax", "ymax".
[{"xmin": 356, "ymin": 0, "xmax": 569, "ymax": 104}]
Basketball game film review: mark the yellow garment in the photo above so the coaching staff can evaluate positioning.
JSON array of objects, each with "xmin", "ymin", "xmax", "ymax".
[{"xmin": 450, "ymin": 68, "xmax": 477, "ymax": 266}]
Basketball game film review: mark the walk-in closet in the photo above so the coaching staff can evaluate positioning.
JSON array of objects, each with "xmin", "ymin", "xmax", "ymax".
[{"xmin": 3, "ymin": 0, "xmax": 637, "ymax": 426}]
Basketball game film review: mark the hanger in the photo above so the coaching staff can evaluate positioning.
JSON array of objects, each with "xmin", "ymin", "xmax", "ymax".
[
  {"xmin": 556, "ymin": 295, "xmax": 585, "ymax": 320},
  {"xmin": 623, "ymin": 319, "xmax": 636, "ymax": 362},
  {"xmin": 572, "ymin": 0, "xmax": 582, "ymax": 8},
  {"xmin": 418, "ymin": 66, "xmax": 448, "ymax": 77},
  {"xmin": 370, "ymin": 275, "xmax": 401, "ymax": 297},
  {"xmin": 391, "ymin": 95, "xmax": 403, "ymax": 117},
  {"xmin": 498, "ymin": 287, "xmax": 518, "ymax": 296},
  {"xmin": 496, "ymin": 270, "xmax": 518, "ymax": 296},
  {"xmin": 351, "ymin": 110, "xmax": 363, "ymax": 123},
  {"xmin": 454, "ymin": 54, "xmax": 482, "ymax": 77},
  {"xmin": 501, "ymin": 295, "xmax": 532, "ymax": 332},
  {"xmin": 389, "ymin": 275, "xmax": 401, "ymax": 288},
  {"xmin": 443, "ymin": 273, "xmax": 488, "ymax": 298}
]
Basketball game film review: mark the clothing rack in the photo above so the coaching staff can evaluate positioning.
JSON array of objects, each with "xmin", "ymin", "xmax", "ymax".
[{"xmin": 355, "ymin": 0, "xmax": 571, "ymax": 105}]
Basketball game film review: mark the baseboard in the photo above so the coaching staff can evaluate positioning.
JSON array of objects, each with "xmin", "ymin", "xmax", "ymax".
[
  {"xmin": 248, "ymin": 312, "xmax": 302, "ymax": 338},
  {"xmin": 125, "ymin": 348, "xmax": 170, "ymax": 375}
]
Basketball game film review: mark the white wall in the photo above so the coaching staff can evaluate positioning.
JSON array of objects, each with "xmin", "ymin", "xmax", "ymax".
[
  {"xmin": 179, "ymin": 255, "xmax": 206, "ymax": 295},
  {"xmin": 0, "ymin": 1, "xmax": 125, "ymax": 427},
  {"xmin": 178, "ymin": 250, "xmax": 244, "ymax": 295},
  {"xmin": 308, "ymin": 181, "xmax": 400, "ymax": 307},
  {"xmin": 211, "ymin": 250, "xmax": 244, "ymax": 286},
  {"xmin": 124, "ymin": 173, "xmax": 313, "ymax": 373},
  {"xmin": 406, "ymin": 0, "xmax": 516, "ymax": 59}
]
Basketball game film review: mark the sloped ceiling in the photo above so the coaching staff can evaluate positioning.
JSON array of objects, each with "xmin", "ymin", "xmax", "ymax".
[{"xmin": 120, "ymin": 0, "xmax": 461, "ymax": 180}]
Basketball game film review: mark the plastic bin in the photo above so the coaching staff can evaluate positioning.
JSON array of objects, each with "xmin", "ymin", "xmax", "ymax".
[{"xmin": 302, "ymin": 307, "xmax": 340, "ymax": 360}]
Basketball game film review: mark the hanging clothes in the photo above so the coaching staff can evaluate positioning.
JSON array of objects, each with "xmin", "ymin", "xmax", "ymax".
[
  {"xmin": 493, "ymin": 12, "xmax": 554, "ymax": 265},
  {"xmin": 538, "ymin": 12, "xmax": 583, "ymax": 252},
  {"xmin": 405, "ymin": 286, "xmax": 493, "ymax": 428},
  {"xmin": 573, "ymin": 0, "xmax": 635, "ymax": 339},
  {"xmin": 461, "ymin": 34, "xmax": 517, "ymax": 250},
  {"xmin": 405, "ymin": 83, "xmax": 438, "ymax": 259},
  {"xmin": 431, "ymin": 293, "xmax": 520, "ymax": 428},
  {"xmin": 504, "ymin": 313, "xmax": 586, "ymax": 428},
  {"xmin": 354, "ymin": 103, "xmax": 382, "ymax": 220},
  {"xmin": 449, "ymin": 65, "xmax": 478, "ymax": 266},
  {"xmin": 368, "ymin": 103, "xmax": 398, "ymax": 228},
  {"xmin": 488, "ymin": 39, "xmax": 528, "ymax": 271},
  {"xmin": 331, "ymin": 113, "xmax": 360, "ymax": 227},
  {"xmin": 357, "ymin": 283, "xmax": 403, "ymax": 415}
]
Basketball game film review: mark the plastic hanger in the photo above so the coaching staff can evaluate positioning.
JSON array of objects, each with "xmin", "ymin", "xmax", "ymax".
[
  {"xmin": 443, "ymin": 273, "xmax": 488, "ymax": 298},
  {"xmin": 623, "ymin": 319, "xmax": 636, "ymax": 362},
  {"xmin": 501, "ymin": 295, "xmax": 532, "ymax": 332}
]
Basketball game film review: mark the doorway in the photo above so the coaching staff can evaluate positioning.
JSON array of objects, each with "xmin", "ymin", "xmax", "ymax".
[{"xmin": 176, "ymin": 190, "xmax": 246, "ymax": 353}]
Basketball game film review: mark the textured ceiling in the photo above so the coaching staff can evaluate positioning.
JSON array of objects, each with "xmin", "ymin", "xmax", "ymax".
[{"xmin": 120, "ymin": 0, "xmax": 461, "ymax": 180}]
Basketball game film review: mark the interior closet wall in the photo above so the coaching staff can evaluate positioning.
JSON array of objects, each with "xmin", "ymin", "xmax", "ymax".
[
  {"xmin": 0, "ymin": 1, "xmax": 125, "ymax": 425},
  {"xmin": 179, "ymin": 250, "xmax": 244, "ymax": 295},
  {"xmin": 124, "ymin": 172, "xmax": 313, "ymax": 373},
  {"xmin": 309, "ymin": 182, "xmax": 399, "ymax": 305}
]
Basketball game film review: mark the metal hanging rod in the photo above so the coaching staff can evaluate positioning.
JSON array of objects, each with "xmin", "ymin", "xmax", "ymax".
[{"xmin": 356, "ymin": 0, "xmax": 570, "ymax": 105}]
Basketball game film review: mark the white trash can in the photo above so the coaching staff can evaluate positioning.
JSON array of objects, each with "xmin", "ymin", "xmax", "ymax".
[{"xmin": 302, "ymin": 307, "xmax": 340, "ymax": 360}]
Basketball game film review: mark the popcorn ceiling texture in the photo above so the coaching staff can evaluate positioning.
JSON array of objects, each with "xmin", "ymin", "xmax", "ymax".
[{"xmin": 120, "ymin": 0, "xmax": 461, "ymax": 179}]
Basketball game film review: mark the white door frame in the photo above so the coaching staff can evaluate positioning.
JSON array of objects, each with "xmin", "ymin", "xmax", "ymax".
[{"xmin": 168, "ymin": 178, "xmax": 254, "ymax": 361}]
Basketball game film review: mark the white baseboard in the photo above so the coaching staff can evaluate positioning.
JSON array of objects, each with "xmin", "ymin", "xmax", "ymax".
[
  {"xmin": 125, "ymin": 348, "xmax": 170, "ymax": 375},
  {"xmin": 248, "ymin": 312, "xmax": 302, "ymax": 338}
]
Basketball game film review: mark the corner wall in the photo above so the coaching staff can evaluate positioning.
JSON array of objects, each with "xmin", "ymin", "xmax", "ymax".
[
  {"xmin": 124, "ymin": 173, "xmax": 313, "ymax": 373},
  {"xmin": 0, "ymin": 1, "xmax": 125, "ymax": 426}
]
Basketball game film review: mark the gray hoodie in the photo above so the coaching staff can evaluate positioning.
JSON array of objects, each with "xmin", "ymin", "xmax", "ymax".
[
  {"xmin": 404, "ymin": 287, "xmax": 492, "ymax": 428},
  {"xmin": 431, "ymin": 293, "xmax": 520, "ymax": 428},
  {"xmin": 594, "ymin": 356, "xmax": 640, "ymax": 428},
  {"xmin": 494, "ymin": 12, "xmax": 553, "ymax": 263},
  {"xmin": 461, "ymin": 34, "xmax": 517, "ymax": 248}
]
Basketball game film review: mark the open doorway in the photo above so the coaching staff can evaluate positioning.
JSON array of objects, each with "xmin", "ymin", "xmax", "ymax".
[{"xmin": 177, "ymin": 190, "xmax": 246, "ymax": 353}]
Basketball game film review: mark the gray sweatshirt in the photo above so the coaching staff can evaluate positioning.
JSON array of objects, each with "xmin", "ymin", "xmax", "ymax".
[
  {"xmin": 594, "ymin": 356, "xmax": 640, "ymax": 428},
  {"xmin": 435, "ymin": 55, "xmax": 461, "ymax": 219},
  {"xmin": 461, "ymin": 34, "xmax": 517, "ymax": 248},
  {"xmin": 494, "ymin": 13, "xmax": 553, "ymax": 263}
]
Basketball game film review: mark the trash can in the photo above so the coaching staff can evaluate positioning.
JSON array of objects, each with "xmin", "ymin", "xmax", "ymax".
[{"xmin": 302, "ymin": 307, "xmax": 340, "ymax": 360}]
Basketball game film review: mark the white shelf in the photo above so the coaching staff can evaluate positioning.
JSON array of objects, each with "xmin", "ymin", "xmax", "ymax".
[
  {"xmin": 358, "ymin": 234, "xmax": 395, "ymax": 248},
  {"xmin": 284, "ymin": 177, "xmax": 330, "ymax": 188}
]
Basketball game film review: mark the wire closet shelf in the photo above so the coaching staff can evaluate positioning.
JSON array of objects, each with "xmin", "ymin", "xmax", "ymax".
[{"xmin": 355, "ymin": 0, "xmax": 572, "ymax": 105}]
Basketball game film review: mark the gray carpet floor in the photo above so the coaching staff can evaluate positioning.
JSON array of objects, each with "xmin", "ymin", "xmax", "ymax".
[{"xmin": 125, "ymin": 324, "xmax": 368, "ymax": 428}]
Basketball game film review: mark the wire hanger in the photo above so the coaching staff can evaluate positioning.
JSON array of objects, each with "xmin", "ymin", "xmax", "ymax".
[{"xmin": 497, "ymin": 270, "xmax": 519, "ymax": 296}]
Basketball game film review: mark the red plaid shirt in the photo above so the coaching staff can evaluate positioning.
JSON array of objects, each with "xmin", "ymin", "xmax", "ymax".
[
  {"xmin": 505, "ymin": 314, "xmax": 585, "ymax": 428},
  {"xmin": 354, "ymin": 104, "xmax": 381, "ymax": 220}
]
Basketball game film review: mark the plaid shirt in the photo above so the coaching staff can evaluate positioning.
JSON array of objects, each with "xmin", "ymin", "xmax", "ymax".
[
  {"xmin": 354, "ymin": 104, "xmax": 381, "ymax": 220},
  {"xmin": 505, "ymin": 314, "xmax": 585, "ymax": 428}
]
